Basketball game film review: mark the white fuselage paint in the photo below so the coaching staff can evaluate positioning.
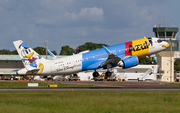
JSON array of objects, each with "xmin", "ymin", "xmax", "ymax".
[
  {"xmin": 42, "ymin": 54, "xmax": 82, "ymax": 75},
  {"xmin": 148, "ymin": 38, "xmax": 168, "ymax": 55}
]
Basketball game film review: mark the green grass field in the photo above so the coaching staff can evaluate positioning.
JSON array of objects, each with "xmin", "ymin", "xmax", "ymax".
[
  {"xmin": 0, "ymin": 91, "xmax": 180, "ymax": 113},
  {"xmin": 0, "ymin": 81, "xmax": 180, "ymax": 113}
]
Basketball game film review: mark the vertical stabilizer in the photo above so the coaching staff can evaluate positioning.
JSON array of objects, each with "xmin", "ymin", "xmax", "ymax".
[{"xmin": 13, "ymin": 40, "xmax": 46, "ymax": 74}]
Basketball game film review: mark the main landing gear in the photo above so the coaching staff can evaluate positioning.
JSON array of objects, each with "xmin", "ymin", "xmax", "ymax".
[
  {"xmin": 92, "ymin": 70, "xmax": 112, "ymax": 78},
  {"xmin": 92, "ymin": 70, "xmax": 99, "ymax": 78},
  {"xmin": 105, "ymin": 71, "xmax": 112, "ymax": 77}
]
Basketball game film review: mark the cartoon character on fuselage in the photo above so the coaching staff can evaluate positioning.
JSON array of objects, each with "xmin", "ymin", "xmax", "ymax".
[{"xmin": 13, "ymin": 37, "xmax": 169, "ymax": 76}]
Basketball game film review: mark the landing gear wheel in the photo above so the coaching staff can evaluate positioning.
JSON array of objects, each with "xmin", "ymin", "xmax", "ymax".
[
  {"xmin": 73, "ymin": 74, "xmax": 78, "ymax": 77},
  {"xmin": 105, "ymin": 71, "xmax": 111, "ymax": 77},
  {"xmin": 93, "ymin": 71, "xmax": 99, "ymax": 78}
]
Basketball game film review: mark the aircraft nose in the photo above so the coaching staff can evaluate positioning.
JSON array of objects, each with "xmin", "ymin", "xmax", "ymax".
[{"xmin": 162, "ymin": 41, "xmax": 169, "ymax": 48}]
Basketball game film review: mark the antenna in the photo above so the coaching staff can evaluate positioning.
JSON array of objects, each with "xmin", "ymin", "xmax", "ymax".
[{"xmin": 45, "ymin": 39, "xmax": 49, "ymax": 59}]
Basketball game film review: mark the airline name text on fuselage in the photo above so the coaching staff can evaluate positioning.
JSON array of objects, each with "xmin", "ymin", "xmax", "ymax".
[{"xmin": 128, "ymin": 41, "xmax": 148, "ymax": 53}]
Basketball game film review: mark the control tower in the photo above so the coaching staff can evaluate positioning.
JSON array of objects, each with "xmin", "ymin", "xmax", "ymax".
[{"xmin": 153, "ymin": 26, "xmax": 179, "ymax": 82}]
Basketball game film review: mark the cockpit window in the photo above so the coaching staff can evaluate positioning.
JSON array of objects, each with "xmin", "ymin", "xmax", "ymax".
[{"xmin": 157, "ymin": 39, "xmax": 162, "ymax": 43}]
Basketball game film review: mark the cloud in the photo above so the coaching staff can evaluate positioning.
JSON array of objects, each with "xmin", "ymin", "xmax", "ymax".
[
  {"xmin": 0, "ymin": 0, "xmax": 179, "ymax": 53},
  {"xmin": 65, "ymin": 6, "xmax": 104, "ymax": 21}
]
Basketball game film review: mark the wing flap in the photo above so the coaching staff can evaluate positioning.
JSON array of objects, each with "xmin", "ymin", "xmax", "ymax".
[{"xmin": 102, "ymin": 45, "xmax": 120, "ymax": 66}]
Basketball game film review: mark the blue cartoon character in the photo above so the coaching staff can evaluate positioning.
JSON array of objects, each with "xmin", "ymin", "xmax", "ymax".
[{"xmin": 20, "ymin": 43, "xmax": 42, "ymax": 67}]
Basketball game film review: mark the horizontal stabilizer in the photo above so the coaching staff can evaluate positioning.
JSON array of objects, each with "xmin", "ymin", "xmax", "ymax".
[{"xmin": 47, "ymin": 49, "xmax": 57, "ymax": 59}]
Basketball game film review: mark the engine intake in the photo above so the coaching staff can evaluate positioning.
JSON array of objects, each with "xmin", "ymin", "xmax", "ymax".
[{"xmin": 117, "ymin": 56, "xmax": 138, "ymax": 69}]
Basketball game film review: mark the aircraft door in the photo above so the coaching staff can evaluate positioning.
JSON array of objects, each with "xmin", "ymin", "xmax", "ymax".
[{"xmin": 148, "ymin": 38, "xmax": 154, "ymax": 49}]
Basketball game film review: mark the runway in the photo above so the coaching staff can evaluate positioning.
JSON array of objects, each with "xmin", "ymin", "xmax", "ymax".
[{"xmin": 0, "ymin": 81, "xmax": 180, "ymax": 91}]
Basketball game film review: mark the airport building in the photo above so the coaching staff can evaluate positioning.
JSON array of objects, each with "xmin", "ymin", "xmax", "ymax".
[
  {"xmin": 153, "ymin": 26, "xmax": 179, "ymax": 82},
  {"xmin": 78, "ymin": 65, "xmax": 159, "ymax": 81}
]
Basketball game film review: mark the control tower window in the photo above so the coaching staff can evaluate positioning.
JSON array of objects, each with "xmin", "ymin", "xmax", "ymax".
[
  {"xmin": 158, "ymin": 32, "xmax": 165, "ymax": 37},
  {"xmin": 166, "ymin": 32, "xmax": 173, "ymax": 37}
]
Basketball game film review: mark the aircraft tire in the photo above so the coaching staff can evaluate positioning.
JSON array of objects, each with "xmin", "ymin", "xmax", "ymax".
[
  {"xmin": 105, "ymin": 71, "xmax": 111, "ymax": 77},
  {"xmin": 93, "ymin": 71, "xmax": 99, "ymax": 77}
]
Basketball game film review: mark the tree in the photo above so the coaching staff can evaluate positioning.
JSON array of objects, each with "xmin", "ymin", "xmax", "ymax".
[
  {"xmin": 174, "ymin": 59, "xmax": 180, "ymax": 71},
  {"xmin": 0, "ymin": 49, "xmax": 13, "ymax": 55},
  {"xmin": 11, "ymin": 50, "xmax": 18, "ymax": 55},
  {"xmin": 33, "ymin": 47, "xmax": 57, "ymax": 55},
  {"xmin": 59, "ymin": 42, "xmax": 109, "ymax": 55},
  {"xmin": 78, "ymin": 42, "xmax": 108, "ymax": 52},
  {"xmin": 51, "ymin": 50, "xmax": 57, "ymax": 55},
  {"xmin": 139, "ymin": 56, "xmax": 157, "ymax": 65},
  {"xmin": 60, "ymin": 45, "xmax": 75, "ymax": 55},
  {"xmin": 33, "ymin": 47, "xmax": 46, "ymax": 55}
]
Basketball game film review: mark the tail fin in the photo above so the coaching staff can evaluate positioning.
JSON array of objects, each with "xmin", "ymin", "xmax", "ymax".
[
  {"xmin": 13, "ymin": 40, "xmax": 46, "ymax": 74},
  {"xmin": 75, "ymin": 46, "xmax": 79, "ymax": 54}
]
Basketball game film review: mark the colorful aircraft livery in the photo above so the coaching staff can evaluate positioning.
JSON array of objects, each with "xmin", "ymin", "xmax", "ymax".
[
  {"xmin": 125, "ymin": 38, "xmax": 149, "ymax": 57},
  {"xmin": 13, "ymin": 37, "xmax": 169, "ymax": 76}
]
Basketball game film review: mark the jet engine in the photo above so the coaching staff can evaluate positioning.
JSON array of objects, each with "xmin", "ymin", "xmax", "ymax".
[{"xmin": 117, "ymin": 55, "xmax": 139, "ymax": 69}]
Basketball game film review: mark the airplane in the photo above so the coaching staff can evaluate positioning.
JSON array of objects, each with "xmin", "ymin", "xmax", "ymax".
[{"xmin": 13, "ymin": 37, "xmax": 169, "ymax": 77}]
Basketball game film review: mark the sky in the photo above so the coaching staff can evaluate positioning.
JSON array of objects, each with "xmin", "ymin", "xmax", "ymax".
[{"xmin": 0, "ymin": 0, "xmax": 180, "ymax": 54}]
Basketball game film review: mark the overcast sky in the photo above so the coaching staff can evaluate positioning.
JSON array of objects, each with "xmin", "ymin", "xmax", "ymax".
[{"xmin": 0, "ymin": 0, "xmax": 179, "ymax": 54}]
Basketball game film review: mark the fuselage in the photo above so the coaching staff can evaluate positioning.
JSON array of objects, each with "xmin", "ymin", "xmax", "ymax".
[{"xmin": 40, "ymin": 37, "xmax": 169, "ymax": 75}]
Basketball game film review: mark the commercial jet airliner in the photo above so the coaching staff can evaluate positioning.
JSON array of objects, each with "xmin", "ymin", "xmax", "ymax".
[{"xmin": 13, "ymin": 37, "xmax": 169, "ymax": 77}]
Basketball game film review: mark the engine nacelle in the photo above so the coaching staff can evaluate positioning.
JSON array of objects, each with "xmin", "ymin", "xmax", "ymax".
[{"xmin": 117, "ymin": 55, "xmax": 139, "ymax": 69}]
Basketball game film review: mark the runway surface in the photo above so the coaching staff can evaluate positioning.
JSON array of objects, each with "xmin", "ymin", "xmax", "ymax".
[{"xmin": 0, "ymin": 81, "xmax": 180, "ymax": 91}]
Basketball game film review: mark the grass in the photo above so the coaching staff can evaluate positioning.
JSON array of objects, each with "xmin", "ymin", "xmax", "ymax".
[
  {"xmin": 165, "ymin": 82, "xmax": 180, "ymax": 86},
  {"xmin": 0, "ymin": 81, "xmax": 95, "ymax": 87},
  {"xmin": 0, "ymin": 91, "xmax": 179, "ymax": 113}
]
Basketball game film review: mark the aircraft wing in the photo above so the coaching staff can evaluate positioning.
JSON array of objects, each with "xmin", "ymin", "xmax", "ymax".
[
  {"xmin": 86, "ymin": 60, "xmax": 105, "ymax": 70},
  {"xmin": 86, "ymin": 46, "xmax": 122, "ymax": 70},
  {"xmin": 101, "ymin": 45, "xmax": 121, "ymax": 66}
]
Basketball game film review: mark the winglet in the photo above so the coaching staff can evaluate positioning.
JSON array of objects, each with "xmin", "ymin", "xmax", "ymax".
[{"xmin": 102, "ymin": 45, "xmax": 111, "ymax": 54}]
